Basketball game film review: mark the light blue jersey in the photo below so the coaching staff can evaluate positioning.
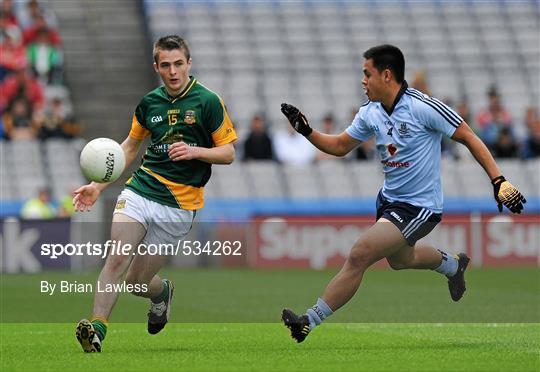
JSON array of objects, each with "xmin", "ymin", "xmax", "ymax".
[{"xmin": 346, "ymin": 83, "xmax": 462, "ymax": 213}]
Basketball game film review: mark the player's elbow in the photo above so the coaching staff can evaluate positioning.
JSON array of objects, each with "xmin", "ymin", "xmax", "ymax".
[
  {"xmin": 333, "ymin": 137, "xmax": 354, "ymax": 157},
  {"xmin": 334, "ymin": 147, "xmax": 349, "ymax": 157}
]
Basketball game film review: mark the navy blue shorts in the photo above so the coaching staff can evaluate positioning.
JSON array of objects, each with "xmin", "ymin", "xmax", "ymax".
[{"xmin": 376, "ymin": 191, "xmax": 442, "ymax": 246}]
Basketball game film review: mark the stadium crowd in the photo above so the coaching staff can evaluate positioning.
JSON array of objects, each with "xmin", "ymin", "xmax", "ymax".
[{"xmin": 0, "ymin": 0, "xmax": 80, "ymax": 141}]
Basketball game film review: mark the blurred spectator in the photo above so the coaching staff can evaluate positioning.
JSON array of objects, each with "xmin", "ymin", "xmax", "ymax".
[
  {"xmin": 1, "ymin": 0, "xmax": 17, "ymax": 26},
  {"xmin": 58, "ymin": 189, "xmax": 75, "ymax": 217},
  {"xmin": 316, "ymin": 113, "xmax": 339, "ymax": 161},
  {"xmin": 0, "ymin": 65, "xmax": 44, "ymax": 112},
  {"xmin": 492, "ymin": 127, "xmax": 519, "ymax": 158},
  {"xmin": 525, "ymin": 107, "xmax": 539, "ymax": 132},
  {"xmin": 34, "ymin": 97, "xmax": 66, "ymax": 139},
  {"xmin": 17, "ymin": 0, "xmax": 58, "ymax": 30},
  {"xmin": 243, "ymin": 114, "xmax": 273, "ymax": 161},
  {"xmin": 22, "ymin": 13, "xmax": 60, "ymax": 46},
  {"xmin": 20, "ymin": 187, "xmax": 56, "ymax": 219},
  {"xmin": 456, "ymin": 98, "xmax": 472, "ymax": 128},
  {"xmin": 411, "ymin": 70, "xmax": 431, "ymax": 96},
  {"xmin": 26, "ymin": 26, "xmax": 62, "ymax": 84},
  {"xmin": 523, "ymin": 107, "xmax": 540, "ymax": 158},
  {"xmin": 0, "ymin": 8, "xmax": 26, "ymax": 80},
  {"xmin": 476, "ymin": 86, "xmax": 513, "ymax": 148},
  {"xmin": 0, "ymin": 114, "xmax": 5, "ymax": 138},
  {"xmin": 2, "ymin": 97, "xmax": 37, "ymax": 139},
  {"xmin": 60, "ymin": 115, "xmax": 81, "ymax": 138},
  {"xmin": 273, "ymin": 125, "xmax": 316, "ymax": 166}
]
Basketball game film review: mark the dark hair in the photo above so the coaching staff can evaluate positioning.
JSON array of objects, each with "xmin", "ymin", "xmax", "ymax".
[
  {"xmin": 363, "ymin": 44, "xmax": 405, "ymax": 83},
  {"xmin": 153, "ymin": 35, "xmax": 191, "ymax": 63}
]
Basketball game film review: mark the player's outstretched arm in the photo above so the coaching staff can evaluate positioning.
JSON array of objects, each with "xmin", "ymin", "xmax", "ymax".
[
  {"xmin": 280, "ymin": 103, "xmax": 360, "ymax": 157},
  {"xmin": 451, "ymin": 121, "xmax": 526, "ymax": 214},
  {"xmin": 73, "ymin": 136, "xmax": 143, "ymax": 212}
]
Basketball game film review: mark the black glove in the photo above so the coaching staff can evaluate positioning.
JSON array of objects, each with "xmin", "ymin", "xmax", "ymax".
[
  {"xmin": 491, "ymin": 175, "xmax": 526, "ymax": 214},
  {"xmin": 280, "ymin": 103, "xmax": 312, "ymax": 137}
]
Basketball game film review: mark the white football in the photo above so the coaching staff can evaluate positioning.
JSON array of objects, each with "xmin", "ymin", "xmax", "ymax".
[{"xmin": 80, "ymin": 138, "xmax": 126, "ymax": 183}]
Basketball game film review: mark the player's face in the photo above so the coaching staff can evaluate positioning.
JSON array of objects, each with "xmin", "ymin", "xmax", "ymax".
[
  {"xmin": 362, "ymin": 59, "xmax": 385, "ymax": 102},
  {"xmin": 154, "ymin": 48, "xmax": 192, "ymax": 95}
]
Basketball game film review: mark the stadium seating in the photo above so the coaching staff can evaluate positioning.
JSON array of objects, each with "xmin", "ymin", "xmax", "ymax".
[{"xmin": 144, "ymin": 0, "xmax": 538, "ymax": 130}]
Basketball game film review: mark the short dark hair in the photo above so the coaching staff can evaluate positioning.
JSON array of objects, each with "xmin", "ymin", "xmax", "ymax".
[
  {"xmin": 153, "ymin": 35, "xmax": 191, "ymax": 63},
  {"xmin": 363, "ymin": 44, "xmax": 405, "ymax": 83}
]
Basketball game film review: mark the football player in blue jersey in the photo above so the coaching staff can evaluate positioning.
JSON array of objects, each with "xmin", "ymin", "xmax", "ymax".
[{"xmin": 280, "ymin": 44, "xmax": 526, "ymax": 343}]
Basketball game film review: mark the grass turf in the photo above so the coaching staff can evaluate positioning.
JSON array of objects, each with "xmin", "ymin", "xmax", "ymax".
[
  {"xmin": 1, "ymin": 323, "xmax": 539, "ymax": 371},
  {"xmin": 2, "ymin": 268, "xmax": 538, "ymax": 322},
  {"xmin": 1, "ymin": 268, "xmax": 539, "ymax": 371}
]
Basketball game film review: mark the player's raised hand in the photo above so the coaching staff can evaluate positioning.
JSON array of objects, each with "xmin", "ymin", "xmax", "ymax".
[
  {"xmin": 73, "ymin": 184, "xmax": 101, "ymax": 212},
  {"xmin": 281, "ymin": 103, "xmax": 312, "ymax": 136},
  {"xmin": 491, "ymin": 175, "xmax": 526, "ymax": 214}
]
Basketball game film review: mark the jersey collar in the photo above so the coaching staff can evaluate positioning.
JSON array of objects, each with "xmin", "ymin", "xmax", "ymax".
[
  {"xmin": 382, "ymin": 80, "xmax": 408, "ymax": 116},
  {"xmin": 161, "ymin": 76, "xmax": 197, "ymax": 103}
]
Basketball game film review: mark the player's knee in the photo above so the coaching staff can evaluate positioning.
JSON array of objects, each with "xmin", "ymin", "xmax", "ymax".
[
  {"xmin": 105, "ymin": 255, "xmax": 129, "ymax": 275},
  {"xmin": 346, "ymin": 242, "xmax": 373, "ymax": 271}
]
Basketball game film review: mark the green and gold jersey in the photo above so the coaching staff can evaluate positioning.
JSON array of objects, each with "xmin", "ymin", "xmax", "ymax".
[{"xmin": 125, "ymin": 76, "xmax": 237, "ymax": 210}]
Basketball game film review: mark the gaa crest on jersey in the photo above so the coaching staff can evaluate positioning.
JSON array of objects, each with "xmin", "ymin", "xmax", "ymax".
[{"xmin": 184, "ymin": 110, "xmax": 196, "ymax": 125}]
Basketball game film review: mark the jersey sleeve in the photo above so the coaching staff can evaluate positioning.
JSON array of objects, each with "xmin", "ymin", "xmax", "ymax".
[
  {"xmin": 204, "ymin": 93, "xmax": 238, "ymax": 146},
  {"xmin": 412, "ymin": 94, "xmax": 463, "ymax": 137},
  {"xmin": 129, "ymin": 103, "xmax": 150, "ymax": 140},
  {"xmin": 345, "ymin": 105, "xmax": 373, "ymax": 141}
]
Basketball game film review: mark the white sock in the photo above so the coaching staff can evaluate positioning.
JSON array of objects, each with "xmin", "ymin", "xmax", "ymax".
[
  {"xmin": 434, "ymin": 250, "xmax": 459, "ymax": 276},
  {"xmin": 306, "ymin": 298, "xmax": 333, "ymax": 329}
]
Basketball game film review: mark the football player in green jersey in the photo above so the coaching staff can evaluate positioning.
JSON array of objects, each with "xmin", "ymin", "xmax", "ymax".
[{"xmin": 73, "ymin": 35, "xmax": 237, "ymax": 352}]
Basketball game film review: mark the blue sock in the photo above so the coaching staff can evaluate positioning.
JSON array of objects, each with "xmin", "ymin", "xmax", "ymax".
[
  {"xmin": 306, "ymin": 298, "xmax": 333, "ymax": 329},
  {"xmin": 434, "ymin": 250, "xmax": 459, "ymax": 276}
]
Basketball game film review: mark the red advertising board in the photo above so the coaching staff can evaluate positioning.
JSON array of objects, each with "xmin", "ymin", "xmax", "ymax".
[
  {"xmin": 251, "ymin": 214, "xmax": 539, "ymax": 268},
  {"xmin": 480, "ymin": 214, "xmax": 540, "ymax": 266},
  {"xmin": 251, "ymin": 216, "xmax": 373, "ymax": 269}
]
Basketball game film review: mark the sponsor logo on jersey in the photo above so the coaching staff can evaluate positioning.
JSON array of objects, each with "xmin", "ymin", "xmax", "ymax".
[
  {"xmin": 387, "ymin": 143, "xmax": 397, "ymax": 156},
  {"xmin": 184, "ymin": 110, "xmax": 196, "ymax": 125},
  {"xmin": 151, "ymin": 115, "xmax": 163, "ymax": 123},
  {"xmin": 381, "ymin": 160, "xmax": 410, "ymax": 167}
]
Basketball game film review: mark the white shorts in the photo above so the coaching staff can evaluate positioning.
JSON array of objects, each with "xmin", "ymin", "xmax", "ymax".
[{"xmin": 113, "ymin": 189, "xmax": 195, "ymax": 247}]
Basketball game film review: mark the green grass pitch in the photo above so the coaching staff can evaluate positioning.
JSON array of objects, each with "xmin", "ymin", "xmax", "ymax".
[{"xmin": 1, "ymin": 268, "xmax": 539, "ymax": 371}]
